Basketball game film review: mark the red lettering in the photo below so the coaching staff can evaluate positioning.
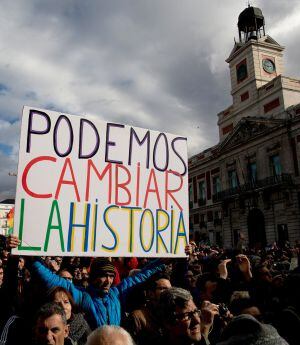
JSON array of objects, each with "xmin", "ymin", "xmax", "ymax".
[
  {"xmin": 22, "ymin": 156, "xmax": 56, "ymax": 198},
  {"xmin": 115, "ymin": 164, "xmax": 131, "ymax": 206},
  {"xmin": 143, "ymin": 168, "xmax": 162, "ymax": 209},
  {"xmin": 165, "ymin": 170, "xmax": 183, "ymax": 210},
  {"xmin": 55, "ymin": 158, "xmax": 80, "ymax": 201},
  {"xmin": 85, "ymin": 160, "xmax": 112, "ymax": 202}
]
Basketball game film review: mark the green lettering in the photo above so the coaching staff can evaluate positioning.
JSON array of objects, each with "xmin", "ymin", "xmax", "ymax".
[
  {"xmin": 44, "ymin": 200, "xmax": 65, "ymax": 252},
  {"xmin": 18, "ymin": 198, "xmax": 41, "ymax": 251}
]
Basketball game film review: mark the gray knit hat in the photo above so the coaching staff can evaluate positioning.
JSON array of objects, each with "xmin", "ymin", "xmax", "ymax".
[
  {"xmin": 217, "ymin": 314, "xmax": 288, "ymax": 345},
  {"xmin": 89, "ymin": 258, "xmax": 115, "ymax": 282}
]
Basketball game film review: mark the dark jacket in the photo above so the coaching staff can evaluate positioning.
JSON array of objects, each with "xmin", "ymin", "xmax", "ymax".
[{"xmin": 32, "ymin": 259, "xmax": 164, "ymax": 329}]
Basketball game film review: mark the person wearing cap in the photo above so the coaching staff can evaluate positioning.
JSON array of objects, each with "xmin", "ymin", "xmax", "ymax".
[
  {"xmin": 216, "ymin": 314, "xmax": 288, "ymax": 345},
  {"xmin": 29, "ymin": 255, "xmax": 165, "ymax": 330},
  {"xmin": 6, "ymin": 235, "xmax": 166, "ymax": 329}
]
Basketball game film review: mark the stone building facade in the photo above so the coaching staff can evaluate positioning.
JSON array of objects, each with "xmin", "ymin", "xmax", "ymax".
[{"xmin": 188, "ymin": 6, "xmax": 300, "ymax": 248}]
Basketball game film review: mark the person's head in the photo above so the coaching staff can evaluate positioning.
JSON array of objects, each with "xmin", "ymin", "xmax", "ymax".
[
  {"xmin": 196, "ymin": 273, "xmax": 218, "ymax": 301},
  {"xmin": 146, "ymin": 272, "xmax": 171, "ymax": 306},
  {"xmin": 255, "ymin": 265, "xmax": 273, "ymax": 284},
  {"xmin": 159, "ymin": 287, "xmax": 201, "ymax": 344},
  {"xmin": 184, "ymin": 270, "xmax": 195, "ymax": 289},
  {"xmin": 81, "ymin": 266, "xmax": 89, "ymax": 280},
  {"xmin": 54, "ymin": 257, "xmax": 63, "ymax": 266},
  {"xmin": 34, "ymin": 302, "xmax": 69, "ymax": 345},
  {"xmin": 0, "ymin": 265, "xmax": 3, "ymax": 286},
  {"xmin": 218, "ymin": 314, "xmax": 288, "ymax": 345},
  {"xmin": 58, "ymin": 269, "xmax": 73, "ymax": 283},
  {"xmin": 18, "ymin": 257, "xmax": 25, "ymax": 270},
  {"xmin": 191, "ymin": 262, "xmax": 202, "ymax": 275},
  {"xmin": 72, "ymin": 257, "xmax": 80, "ymax": 267},
  {"xmin": 89, "ymin": 258, "xmax": 115, "ymax": 293},
  {"xmin": 86, "ymin": 325, "xmax": 134, "ymax": 345},
  {"xmin": 230, "ymin": 298, "xmax": 262, "ymax": 322},
  {"xmin": 47, "ymin": 287, "xmax": 75, "ymax": 321},
  {"xmin": 1, "ymin": 249, "xmax": 9, "ymax": 262},
  {"xmin": 73, "ymin": 267, "xmax": 82, "ymax": 281}
]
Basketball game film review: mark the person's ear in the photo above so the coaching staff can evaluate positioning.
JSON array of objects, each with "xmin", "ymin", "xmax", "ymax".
[{"xmin": 64, "ymin": 324, "xmax": 70, "ymax": 338}]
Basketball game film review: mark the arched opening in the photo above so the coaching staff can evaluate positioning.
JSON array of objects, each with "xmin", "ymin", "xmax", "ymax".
[{"xmin": 247, "ymin": 208, "xmax": 266, "ymax": 249}]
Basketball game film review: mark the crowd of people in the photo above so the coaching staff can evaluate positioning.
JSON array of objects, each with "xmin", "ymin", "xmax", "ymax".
[{"xmin": 0, "ymin": 234, "xmax": 299, "ymax": 345}]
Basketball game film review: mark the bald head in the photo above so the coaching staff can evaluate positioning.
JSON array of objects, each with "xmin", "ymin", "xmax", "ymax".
[{"xmin": 86, "ymin": 325, "xmax": 134, "ymax": 345}]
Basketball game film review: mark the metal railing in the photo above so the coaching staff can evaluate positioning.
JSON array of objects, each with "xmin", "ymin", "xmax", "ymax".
[{"xmin": 212, "ymin": 173, "xmax": 293, "ymax": 202}]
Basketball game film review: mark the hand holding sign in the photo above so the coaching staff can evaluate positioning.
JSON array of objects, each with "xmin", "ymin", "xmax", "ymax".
[{"xmin": 6, "ymin": 234, "xmax": 20, "ymax": 249}]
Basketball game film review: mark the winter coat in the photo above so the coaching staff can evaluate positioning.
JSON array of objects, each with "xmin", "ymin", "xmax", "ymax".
[
  {"xmin": 69, "ymin": 313, "xmax": 91, "ymax": 345},
  {"xmin": 32, "ymin": 259, "xmax": 164, "ymax": 329}
]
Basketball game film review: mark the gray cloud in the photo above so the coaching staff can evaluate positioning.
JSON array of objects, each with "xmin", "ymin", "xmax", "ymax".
[{"xmin": 0, "ymin": 0, "xmax": 299, "ymax": 199}]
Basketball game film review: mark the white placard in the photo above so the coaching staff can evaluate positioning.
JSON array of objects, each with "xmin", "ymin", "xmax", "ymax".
[{"xmin": 12, "ymin": 107, "xmax": 188, "ymax": 257}]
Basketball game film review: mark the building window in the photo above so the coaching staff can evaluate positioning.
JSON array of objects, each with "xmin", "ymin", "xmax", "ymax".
[
  {"xmin": 247, "ymin": 162, "xmax": 257, "ymax": 182},
  {"xmin": 189, "ymin": 216, "xmax": 193, "ymax": 230},
  {"xmin": 200, "ymin": 214, "xmax": 206, "ymax": 228},
  {"xmin": 207, "ymin": 211, "xmax": 213, "ymax": 222},
  {"xmin": 228, "ymin": 170, "xmax": 238, "ymax": 188},
  {"xmin": 212, "ymin": 176, "xmax": 221, "ymax": 195},
  {"xmin": 236, "ymin": 59, "xmax": 248, "ymax": 83},
  {"xmin": 264, "ymin": 98, "xmax": 280, "ymax": 113},
  {"xmin": 193, "ymin": 214, "xmax": 199, "ymax": 224},
  {"xmin": 198, "ymin": 181, "xmax": 206, "ymax": 205},
  {"xmin": 240, "ymin": 91, "xmax": 249, "ymax": 102},
  {"xmin": 222, "ymin": 123, "xmax": 233, "ymax": 135},
  {"xmin": 270, "ymin": 154, "xmax": 282, "ymax": 176},
  {"xmin": 189, "ymin": 184, "xmax": 193, "ymax": 202}
]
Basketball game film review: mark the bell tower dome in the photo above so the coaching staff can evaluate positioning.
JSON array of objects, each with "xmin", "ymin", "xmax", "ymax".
[
  {"xmin": 217, "ymin": 5, "xmax": 288, "ymax": 141},
  {"xmin": 238, "ymin": 5, "xmax": 265, "ymax": 43}
]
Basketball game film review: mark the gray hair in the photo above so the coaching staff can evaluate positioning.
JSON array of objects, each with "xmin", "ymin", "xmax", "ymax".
[
  {"xmin": 159, "ymin": 287, "xmax": 193, "ymax": 323},
  {"xmin": 86, "ymin": 325, "xmax": 135, "ymax": 345},
  {"xmin": 35, "ymin": 302, "xmax": 67, "ymax": 325}
]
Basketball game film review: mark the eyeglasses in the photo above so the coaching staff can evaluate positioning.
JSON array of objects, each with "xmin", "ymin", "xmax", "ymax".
[{"xmin": 174, "ymin": 309, "xmax": 201, "ymax": 322}]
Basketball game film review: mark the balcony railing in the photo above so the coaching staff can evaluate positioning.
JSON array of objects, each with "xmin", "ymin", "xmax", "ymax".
[{"xmin": 213, "ymin": 173, "xmax": 293, "ymax": 202}]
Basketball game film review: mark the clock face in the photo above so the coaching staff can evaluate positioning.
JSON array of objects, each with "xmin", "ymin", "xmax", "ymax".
[
  {"xmin": 262, "ymin": 59, "xmax": 275, "ymax": 74},
  {"xmin": 237, "ymin": 63, "xmax": 248, "ymax": 82}
]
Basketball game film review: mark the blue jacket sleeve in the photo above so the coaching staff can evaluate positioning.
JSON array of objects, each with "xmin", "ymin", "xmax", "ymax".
[
  {"xmin": 32, "ymin": 260, "xmax": 92, "ymax": 312},
  {"xmin": 115, "ymin": 259, "xmax": 165, "ymax": 297}
]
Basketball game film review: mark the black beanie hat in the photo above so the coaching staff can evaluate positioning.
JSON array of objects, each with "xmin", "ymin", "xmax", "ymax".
[{"xmin": 89, "ymin": 258, "xmax": 115, "ymax": 281}]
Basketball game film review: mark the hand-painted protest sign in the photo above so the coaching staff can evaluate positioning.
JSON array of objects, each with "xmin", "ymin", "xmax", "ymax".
[{"xmin": 12, "ymin": 107, "xmax": 188, "ymax": 257}]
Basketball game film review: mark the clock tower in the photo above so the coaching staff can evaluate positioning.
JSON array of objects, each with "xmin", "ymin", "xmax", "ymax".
[{"xmin": 217, "ymin": 5, "xmax": 300, "ymax": 141}]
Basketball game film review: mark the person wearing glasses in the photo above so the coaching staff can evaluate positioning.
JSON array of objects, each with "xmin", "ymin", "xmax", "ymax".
[{"xmin": 158, "ymin": 287, "xmax": 208, "ymax": 345}]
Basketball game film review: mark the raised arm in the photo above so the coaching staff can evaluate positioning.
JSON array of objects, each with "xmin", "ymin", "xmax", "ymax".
[
  {"xmin": 6, "ymin": 235, "xmax": 91, "ymax": 311},
  {"xmin": 115, "ymin": 259, "xmax": 165, "ymax": 297}
]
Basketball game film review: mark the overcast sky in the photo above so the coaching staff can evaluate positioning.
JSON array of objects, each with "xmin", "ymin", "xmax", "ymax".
[{"xmin": 0, "ymin": 0, "xmax": 299, "ymax": 200}]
